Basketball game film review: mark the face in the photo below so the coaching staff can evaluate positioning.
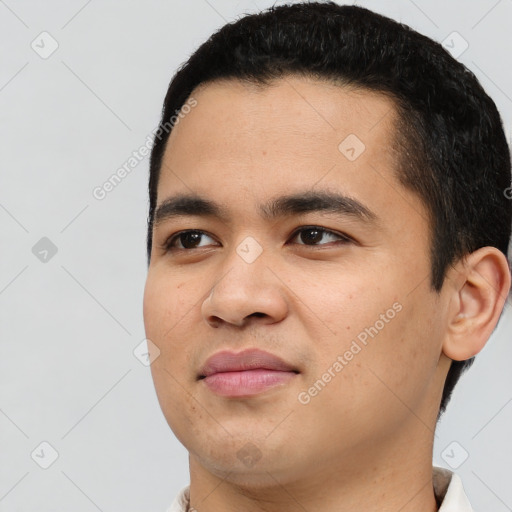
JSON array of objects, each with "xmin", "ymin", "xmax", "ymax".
[{"xmin": 143, "ymin": 77, "xmax": 451, "ymax": 486}]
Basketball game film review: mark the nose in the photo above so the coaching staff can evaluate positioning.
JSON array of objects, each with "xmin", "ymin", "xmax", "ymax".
[{"xmin": 201, "ymin": 241, "xmax": 289, "ymax": 328}]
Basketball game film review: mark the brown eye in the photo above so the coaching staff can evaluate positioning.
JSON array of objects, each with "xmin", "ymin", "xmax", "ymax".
[
  {"xmin": 289, "ymin": 226, "xmax": 351, "ymax": 246},
  {"xmin": 164, "ymin": 230, "xmax": 217, "ymax": 251}
]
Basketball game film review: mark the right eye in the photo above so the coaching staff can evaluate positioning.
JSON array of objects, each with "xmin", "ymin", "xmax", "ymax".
[{"xmin": 162, "ymin": 230, "xmax": 219, "ymax": 251}]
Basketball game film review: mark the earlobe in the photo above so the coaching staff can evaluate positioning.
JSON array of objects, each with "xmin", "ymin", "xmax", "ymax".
[{"xmin": 442, "ymin": 247, "xmax": 511, "ymax": 362}]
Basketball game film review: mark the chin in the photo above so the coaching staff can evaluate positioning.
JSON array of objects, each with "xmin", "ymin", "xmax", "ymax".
[
  {"xmin": 193, "ymin": 449, "xmax": 299, "ymax": 489},
  {"xmin": 187, "ymin": 427, "xmax": 308, "ymax": 485}
]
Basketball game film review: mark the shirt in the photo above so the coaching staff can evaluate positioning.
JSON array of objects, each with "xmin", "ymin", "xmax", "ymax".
[{"xmin": 166, "ymin": 466, "xmax": 473, "ymax": 512}]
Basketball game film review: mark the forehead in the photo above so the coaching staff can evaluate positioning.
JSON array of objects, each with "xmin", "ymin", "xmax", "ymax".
[
  {"xmin": 166, "ymin": 76, "xmax": 397, "ymax": 162},
  {"xmin": 157, "ymin": 76, "xmax": 427, "ymax": 230}
]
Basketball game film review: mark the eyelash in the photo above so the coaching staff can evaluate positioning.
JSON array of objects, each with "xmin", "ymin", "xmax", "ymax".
[{"xmin": 161, "ymin": 226, "xmax": 353, "ymax": 252}]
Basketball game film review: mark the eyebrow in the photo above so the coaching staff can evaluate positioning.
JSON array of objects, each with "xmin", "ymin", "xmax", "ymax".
[{"xmin": 153, "ymin": 190, "xmax": 378, "ymax": 226}]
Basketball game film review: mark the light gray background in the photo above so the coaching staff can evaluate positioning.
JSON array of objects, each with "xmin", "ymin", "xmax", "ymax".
[{"xmin": 1, "ymin": 1, "xmax": 511, "ymax": 511}]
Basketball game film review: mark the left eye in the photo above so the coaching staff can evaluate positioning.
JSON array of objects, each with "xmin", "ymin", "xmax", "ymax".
[{"xmin": 289, "ymin": 226, "xmax": 351, "ymax": 246}]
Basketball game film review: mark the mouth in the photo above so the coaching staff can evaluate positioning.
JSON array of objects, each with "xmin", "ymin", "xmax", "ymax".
[{"xmin": 198, "ymin": 348, "xmax": 299, "ymax": 397}]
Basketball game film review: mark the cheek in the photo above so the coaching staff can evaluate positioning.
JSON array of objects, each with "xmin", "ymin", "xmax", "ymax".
[
  {"xmin": 143, "ymin": 272, "xmax": 195, "ymax": 384},
  {"xmin": 305, "ymin": 270, "xmax": 396, "ymax": 346},
  {"xmin": 306, "ymin": 268, "xmax": 437, "ymax": 394},
  {"xmin": 143, "ymin": 271, "xmax": 167, "ymax": 328},
  {"xmin": 143, "ymin": 271, "xmax": 190, "ymax": 340},
  {"xmin": 346, "ymin": 295, "xmax": 441, "ymax": 412},
  {"xmin": 143, "ymin": 272, "xmax": 199, "ymax": 431},
  {"xmin": 298, "ymin": 303, "xmax": 438, "ymax": 446}
]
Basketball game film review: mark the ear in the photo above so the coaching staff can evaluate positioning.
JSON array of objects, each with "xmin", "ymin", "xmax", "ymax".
[{"xmin": 442, "ymin": 247, "xmax": 511, "ymax": 361}]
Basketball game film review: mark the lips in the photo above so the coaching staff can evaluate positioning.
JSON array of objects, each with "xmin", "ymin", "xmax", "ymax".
[
  {"xmin": 199, "ymin": 348, "xmax": 298, "ymax": 377},
  {"xmin": 199, "ymin": 348, "xmax": 299, "ymax": 397}
]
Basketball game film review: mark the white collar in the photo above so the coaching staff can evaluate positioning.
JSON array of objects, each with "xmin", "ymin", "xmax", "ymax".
[
  {"xmin": 434, "ymin": 467, "xmax": 473, "ymax": 511},
  {"xmin": 167, "ymin": 467, "xmax": 473, "ymax": 512}
]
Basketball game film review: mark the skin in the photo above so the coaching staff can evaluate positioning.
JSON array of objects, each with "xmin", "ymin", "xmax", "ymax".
[{"xmin": 143, "ymin": 76, "xmax": 510, "ymax": 512}]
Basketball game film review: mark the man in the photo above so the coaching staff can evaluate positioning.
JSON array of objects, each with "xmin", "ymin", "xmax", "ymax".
[{"xmin": 142, "ymin": 2, "xmax": 511, "ymax": 511}]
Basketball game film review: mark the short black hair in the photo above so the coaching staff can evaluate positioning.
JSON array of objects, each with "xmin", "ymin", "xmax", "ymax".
[{"xmin": 147, "ymin": 1, "xmax": 511, "ymax": 415}]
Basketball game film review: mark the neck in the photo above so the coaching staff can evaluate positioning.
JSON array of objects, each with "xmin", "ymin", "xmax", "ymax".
[{"xmin": 187, "ymin": 426, "xmax": 438, "ymax": 512}]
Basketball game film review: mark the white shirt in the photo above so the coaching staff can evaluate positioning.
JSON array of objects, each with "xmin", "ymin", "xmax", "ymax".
[{"xmin": 166, "ymin": 467, "xmax": 473, "ymax": 512}]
